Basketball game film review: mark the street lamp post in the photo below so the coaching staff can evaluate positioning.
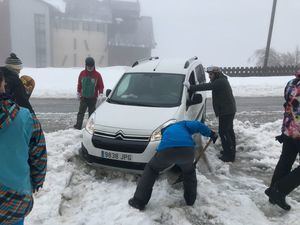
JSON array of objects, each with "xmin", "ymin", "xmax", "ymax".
[{"xmin": 264, "ymin": 0, "xmax": 277, "ymax": 68}]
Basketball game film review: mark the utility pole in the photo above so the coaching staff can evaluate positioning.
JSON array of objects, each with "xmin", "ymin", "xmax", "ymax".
[{"xmin": 264, "ymin": 0, "xmax": 277, "ymax": 68}]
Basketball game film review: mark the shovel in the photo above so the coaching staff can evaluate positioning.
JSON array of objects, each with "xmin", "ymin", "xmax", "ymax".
[{"xmin": 172, "ymin": 138, "xmax": 213, "ymax": 185}]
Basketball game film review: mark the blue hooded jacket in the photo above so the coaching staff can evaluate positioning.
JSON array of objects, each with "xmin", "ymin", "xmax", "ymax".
[{"xmin": 157, "ymin": 120, "xmax": 212, "ymax": 152}]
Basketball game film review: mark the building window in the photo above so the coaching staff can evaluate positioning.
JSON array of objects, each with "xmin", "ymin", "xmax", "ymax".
[{"xmin": 34, "ymin": 14, "xmax": 47, "ymax": 67}]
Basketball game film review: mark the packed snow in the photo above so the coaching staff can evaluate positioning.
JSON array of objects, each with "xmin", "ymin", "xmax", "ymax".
[{"xmin": 21, "ymin": 67, "xmax": 299, "ymax": 225}]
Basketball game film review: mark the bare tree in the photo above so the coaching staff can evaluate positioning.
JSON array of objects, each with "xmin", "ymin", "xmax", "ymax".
[{"xmin": 249, "ymin": 47, "xmax": 300, "ymax": 67}]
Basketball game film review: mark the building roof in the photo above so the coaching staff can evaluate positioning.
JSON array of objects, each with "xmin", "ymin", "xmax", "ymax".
[
  {"xmin": 64, "ymin": 0, "xmax": 112, "ymax": 23},
  {"xmin": 110, "ymin": 0, "xmax": 140, "ymax": 19},
  {"xmin": 41, "ymin": 0, "xmax": 66, "ymax": 12}
]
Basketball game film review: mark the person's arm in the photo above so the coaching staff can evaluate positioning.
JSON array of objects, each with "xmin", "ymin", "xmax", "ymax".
[
  {"xmin": 185, "ymin": 121, "xmax": 218, "ymax": 143},
  {"xmin": 77, "ymin": 72, "xmax": 83, "ymax": 96},
  {"xmin": 97, "ymin": 73, "xmax": 104, "ymax": 95},
  {"xmin": 190, "ymin": 82, "xmax": 214, "ymax": 92},
  {"xmin": 185, "ymin": 121, "xmax": 211, "ymax": 137},
  {"xmin": 28, "ymin": 114, "xmax": 47, "ymax": 192}
]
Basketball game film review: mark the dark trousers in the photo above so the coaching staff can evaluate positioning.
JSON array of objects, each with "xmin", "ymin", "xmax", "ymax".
[
  {"xmin": 133, "ymin": 147, "xmax": 197, "ymax": 206},
  {"xmin": 75, "ymin": 97, "xmax": 97, "ymax": 129},
  {"xmin": 270, "ymin": 136, "xmax": 300, "ymax": 195},
  {"xmin": 219, "ymin": 114, "xmax": 236, "ymax": 159}
]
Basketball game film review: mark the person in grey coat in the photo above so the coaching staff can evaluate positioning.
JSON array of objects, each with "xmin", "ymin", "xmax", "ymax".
[{"xmin": 184, "ymin": 66, "xmax": 236, "ymax": 162}]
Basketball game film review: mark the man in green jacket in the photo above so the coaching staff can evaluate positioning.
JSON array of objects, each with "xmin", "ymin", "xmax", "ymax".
[{"xmin": 184, "ymin": 66, "xmax": 236, "ymax": 162}]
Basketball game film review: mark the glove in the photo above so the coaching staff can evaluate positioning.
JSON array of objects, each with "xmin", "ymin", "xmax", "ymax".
[
  {"xmin": 183, "ymin": 81, "xmax": 190, "ymax": 90},
  {"xmin": 275, "ymin": 133, "xmax": 285, "ymax": 143},
  {"xmin": 210, "ymin": 130, "xmax": 218, "ymax": 144}
]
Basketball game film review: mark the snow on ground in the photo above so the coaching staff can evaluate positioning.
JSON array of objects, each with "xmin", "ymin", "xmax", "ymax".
[
  {"xmin": 22, "ymin": 67, "xmax": 299, "ymax": 224},
  {"xmin": 22, "ymin": 67, "xmax": 129, "ymax": 98},
  {"xmin": 26, "ymin": 120, "xmax": 300, "ymax": 225},
  {"xmin": 22, "ymin": 67, "xmax": 294, "ymax": 98}
]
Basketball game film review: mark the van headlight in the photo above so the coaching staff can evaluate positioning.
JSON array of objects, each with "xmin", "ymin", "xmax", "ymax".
[
  {"xmin": 150, "ymin": 119, "xmax": 177, "ymax": 142},
  {"xmin": 85, "ymin": 113, "xmax": 95, "ymax": 135}
]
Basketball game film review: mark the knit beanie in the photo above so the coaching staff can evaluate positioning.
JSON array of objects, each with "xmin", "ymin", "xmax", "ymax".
[{"xmin": 5, "ymin": 53, "xmax": 23, "ymax": 71}]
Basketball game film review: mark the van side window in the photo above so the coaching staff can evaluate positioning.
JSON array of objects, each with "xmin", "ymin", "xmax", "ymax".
[{"xmin": 195, "ymin": 65, "xmax": 206, "ymax": 83}]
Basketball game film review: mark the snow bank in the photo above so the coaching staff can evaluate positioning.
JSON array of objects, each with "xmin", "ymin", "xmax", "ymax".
[{"xmin": 22, "ymin": 67, "xmax": 129, "ymax": 98}]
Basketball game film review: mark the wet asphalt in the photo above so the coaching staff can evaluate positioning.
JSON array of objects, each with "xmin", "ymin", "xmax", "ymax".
[{"xmin": 31, "ymin": 96, "xmax": 284, "ymax": 133}]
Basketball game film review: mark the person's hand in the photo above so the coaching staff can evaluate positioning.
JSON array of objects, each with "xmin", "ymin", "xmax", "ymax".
[
  {"xmin": 275, "ymin": 133, "xmax": 285, "ymax": 143},
  {"xmin": 210, "ymin": 130, "xmax": 218, "ymax": 144},
  {"xmin": 77, "ymin": 92, "xmax": 81, "ymax": 100},
  {"xmin": 183, "ymin": 81, "xmax": 190, "ymax": 89}
]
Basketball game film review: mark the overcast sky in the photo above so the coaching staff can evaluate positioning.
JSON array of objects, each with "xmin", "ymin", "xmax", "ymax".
[{"xmin": 139, "ymin": 0, "xmax": 300, "ymax": 67}]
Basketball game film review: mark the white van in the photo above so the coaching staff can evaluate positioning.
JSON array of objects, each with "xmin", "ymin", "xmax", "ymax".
[{"xmin": 81, "ymin": 57, "xmax": 207, "ymax": 172}]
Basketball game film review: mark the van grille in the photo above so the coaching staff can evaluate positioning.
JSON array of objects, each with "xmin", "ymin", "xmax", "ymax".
[
  {"xmin": 94, "ymin": 130, "xmax": 149, "ymax": 142},
  {"xmin": 92, "ymin": 130, "xmax": 150, "ymax": 153}
]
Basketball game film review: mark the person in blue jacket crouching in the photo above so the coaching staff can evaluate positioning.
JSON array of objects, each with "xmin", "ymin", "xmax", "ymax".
[{"xmin": 128, "ymin": 120, "xmax": 218, "ymax": 210}]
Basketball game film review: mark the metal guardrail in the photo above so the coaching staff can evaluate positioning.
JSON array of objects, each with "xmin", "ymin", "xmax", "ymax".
[{"xmin": 221, "ymin": 65, "xmax": 299, "ymax": 77}]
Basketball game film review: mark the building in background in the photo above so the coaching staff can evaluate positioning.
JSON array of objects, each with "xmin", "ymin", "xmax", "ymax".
[
  {"xmin": 0, "ymin": 0, "xmax": 52, "ymax": 67},
  {"xmin": 107, "ymin": 0, "xmax": 155, "ymax": 66},
  {"xmin": 0, "ymin": 0, "xmax": 156, "ymax": 67}
]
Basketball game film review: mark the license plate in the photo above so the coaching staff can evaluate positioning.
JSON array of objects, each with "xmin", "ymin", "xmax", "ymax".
[{"xmin": 101, "ymin": 150, "xmax": 132, "ymax": 161}]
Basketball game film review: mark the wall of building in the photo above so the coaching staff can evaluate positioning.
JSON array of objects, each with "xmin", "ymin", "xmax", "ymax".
[
  {"xmin": 9, "ymin": 0, "xmax": 51, "ymax": 67},
  {"xmin": 108, "ymin": 46, "xmax": 151, "ymax": 66},
  {"xmin": 52, "ymin": 21, "xmax": 108, "ymax": 67},
  {"xmin": 0, "ymin": 0, "xmax": 12, "ymax": 65}
]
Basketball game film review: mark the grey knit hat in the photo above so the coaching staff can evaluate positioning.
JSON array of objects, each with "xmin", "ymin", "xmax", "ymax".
[{"xmin": 5, "ymin": 53, "xmax": 23, "ymax": 70}]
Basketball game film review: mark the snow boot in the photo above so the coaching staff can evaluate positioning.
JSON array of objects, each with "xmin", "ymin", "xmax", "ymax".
[
  {"xmin": 219, "ymin": 154, "xmax": 235, "ymax": 162},
  {"xmin": 128, "ymin": 197, "xmax": 145, "ymax": 211},
  {"xmin": 264, "ymin": 187, "xmax": 275, "ymax": 204},
  {"xmin": 183, "ymin": 170, "xmax": 197, "ymax": 206},
  {"xmin": 73, "ymin": 124, "xmax": 81, "ymax": 130},
  {"xmin": 268, "ymin": 187, "xmax": 291, "ymax": 211}
]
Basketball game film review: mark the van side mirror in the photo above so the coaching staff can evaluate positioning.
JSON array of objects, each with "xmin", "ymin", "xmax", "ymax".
[
  {"xmin": 106, "ymin": 89, "xmax": 112, "ymax": 97},
  {"xmin": 186, "ymin": 93, "xmax": 202, "ymax": 108}
]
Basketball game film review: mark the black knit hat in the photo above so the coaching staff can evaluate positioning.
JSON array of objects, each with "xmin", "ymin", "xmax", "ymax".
[
  {"xmin": 85, "ymin": 57, "xmax": 95, "ymax": 67},
  {"xmin": 5, "ymin": 53, "xmax": 23, "ymax": 70}
]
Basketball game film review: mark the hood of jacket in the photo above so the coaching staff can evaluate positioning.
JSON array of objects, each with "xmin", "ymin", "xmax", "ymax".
[{"xmin": 0, "ymin": 95, "xmax": 19, "ymax": 130}]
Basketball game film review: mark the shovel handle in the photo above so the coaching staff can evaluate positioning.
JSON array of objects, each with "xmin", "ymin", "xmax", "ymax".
[{"xmin": 193, "ymin": 138, "xmax": 213, "ymax": 166}]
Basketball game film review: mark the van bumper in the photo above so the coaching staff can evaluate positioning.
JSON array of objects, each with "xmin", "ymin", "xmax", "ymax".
[{"xmin": 80, "ymin": 143, "xmax": 147, "ymax": 172}]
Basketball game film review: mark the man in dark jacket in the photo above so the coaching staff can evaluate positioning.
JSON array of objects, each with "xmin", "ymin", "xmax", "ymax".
[
  {"xmin": 265, "ymin": 69, "xmax": 300, "ymax": 211},
  {"xmin": 184, "ymin": 66, "xmax": 236, "ymax": 162},
  {"xmin": 74, "ymin": 57, "xmax": 104, "ymax": 130},
  {"xmin": 0, "ymin": 53, "xmax": 34, "ymax": 113},
  {"xmin": 128, "ymin": 120, "xmax": 218, "ymax": 210}
]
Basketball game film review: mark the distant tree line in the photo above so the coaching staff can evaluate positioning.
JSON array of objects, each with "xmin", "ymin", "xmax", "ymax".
[{"xmin": 249, "ymin": 47, "xmax": 300, "ymax": 67}]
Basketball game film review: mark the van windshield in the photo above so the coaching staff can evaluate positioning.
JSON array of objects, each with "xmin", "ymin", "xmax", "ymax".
[{"xmin": 109, "ymin": 73, "xmax": 185, "ymax": 107}]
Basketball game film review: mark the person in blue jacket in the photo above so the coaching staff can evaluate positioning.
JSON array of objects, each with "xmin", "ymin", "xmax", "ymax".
[
  {"xmin": 0, "ymin": 71, "xmax": 47, "ymax": 225},
  {"xmin": 128, "ymin": 120, "xmax": 218, "ymax": 210}
]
